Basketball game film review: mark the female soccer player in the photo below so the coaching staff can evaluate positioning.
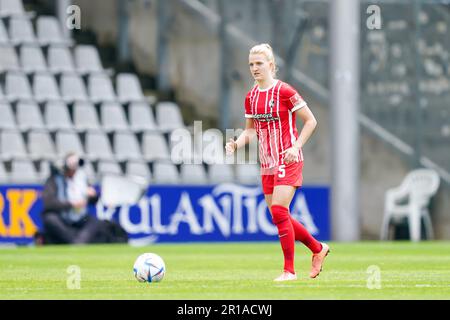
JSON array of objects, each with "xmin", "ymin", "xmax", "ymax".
[{"xmin": 225, "ymin": 44, "xmax": 330, "ymax": 282}]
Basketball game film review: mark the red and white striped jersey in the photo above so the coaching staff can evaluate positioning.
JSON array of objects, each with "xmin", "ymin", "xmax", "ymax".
[{"xmin": 244, "ymin": 80, "xmax": 306, "ymax": 170}]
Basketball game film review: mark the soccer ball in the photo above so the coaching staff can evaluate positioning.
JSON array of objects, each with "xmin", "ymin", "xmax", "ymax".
[{"xmin": 133, "ymin": 253, "xmax": 166, "ymax": 283}]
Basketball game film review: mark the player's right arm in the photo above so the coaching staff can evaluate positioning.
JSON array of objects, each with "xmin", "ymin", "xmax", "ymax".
[{"xmin": 225, "ymin": 118, "xmax": 256, "ymax": 155}]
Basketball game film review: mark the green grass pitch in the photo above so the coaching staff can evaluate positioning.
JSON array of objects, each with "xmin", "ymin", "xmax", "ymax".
[{"xmin": 1, "ymin": 241, "xmax": 449, "ymax": 299}]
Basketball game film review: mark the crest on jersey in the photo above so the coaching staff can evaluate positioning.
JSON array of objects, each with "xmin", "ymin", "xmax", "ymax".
[{"xmin": 269, "ymin": 99, "xmax": 275, "ymax": 109}]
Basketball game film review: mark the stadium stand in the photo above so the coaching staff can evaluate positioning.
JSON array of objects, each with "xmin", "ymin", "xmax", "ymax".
[{"xmin": 0, "ymin": 0, "xmax": 261, "ymax": 185}]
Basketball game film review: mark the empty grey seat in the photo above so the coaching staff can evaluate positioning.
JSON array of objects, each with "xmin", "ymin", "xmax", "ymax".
[
  {"xmin": 55, "ymin": 130, "xmax": 84, "ymax": 158},
  {"xmin": 236, "ymin": 164, "xmax": 260, "ymax": 185},
  {"xmin": 113, "ymin": 131, "xmax": 142, "ymax": 161},
  {"xmin": 180, "ymin": 164, "xmax": 208, "ymax": 185},
  {"xmin": 10, "ymin": 159, "xmax": 38, "ymax": 183},
  {"xmin": 129, "ymin": 102, "xmax": 158, "ymax": 132},
  {"xmin": 0, "ymin": 0, "xmax": 27, "ymax": 18},
  {"xmin": 170, "ymin": 130, "xmax": 199, "ymax": 164},
  {"xmin": 0, "ymin": 46, "xmax": 20, "ymax": 73},
  {"xmin": 208, "ymin": 164, "xmax": 235, "ymax": 184},
  {"xmin": 33, "ymin": 73, "xmax": 61, "ymax": 102},
  {"xmin": 126, "ymin": 160, "xmax": 152, "ymax": 182},
  {"xmin": 0, "ymin": 161, "xmax": 8, "ymax": 182},
  {"xmin": 100, "ymin": 102, "xmax": 129, "ymax": 132},
  {"xmin": 9, "ymin": 17, "xmax": 37, "ymax": 45},
  {"xmin": 152, "ymin": 162, "xmax": 179, "ymax": 184},
  {"xmin": 38, "ymin": 160, "xmax": 50, "ymax": 181},
  {"xmin": 44, "ymin": 101, "xmax": 73, "ymax": 131},
  {"xmin": 97, "ymin": 160, "xmax": 122, "ymax": 176},
  {"xmin": 60, "ymin": 73, "xmax": 89, "ymax": 103},
  {"xmin": 5, "ymin": 72, "xmax": 33, "ymax": 101},
  {"xmin": 85, "ymin": 130, "xmax": 114, "ymax": 161},
  {"xmin": 20, "ymin": 45, "xmax": 47, "ymax": 74},
  {"xmin": 28, "ymin": 129, "xmax": 56, "ymax": 160},
  {"xmin": 201, "ymin": 128, "xmax": 225, "ymax": 165},
  {"xmin": 0, "ymin": 102, "xmax": 17, "ymax": 129},
  {"xmin": 16, "ymin": 101, "xmax": 45, "ymax": 131},
  {"xmin": 48, "ymin": 46, "xmax": 76, "ymax": 74},
  {"xmin": 88, "ymin": 74, "xmax": 116, "ymax": 103},
  {"xmin": 142, "ymin": 132, "xmax": 170, "ymax": 162},
  {"xmin": 0, "ymin": 17, "xmax": 10, "ymax": 44},
  {"xmin": 73, "ymin": 102, "xmax": 100, "ymax": 131},
  {"xmin": 117, "ymin": 73, "xmax": 145, "ymax": 103},
  {"xmin": 0, "ymin": 130, "xmax": 27, "ymax": 160},
  {"xmin": 37, "ymin": 16, "xmax": 71, "ymax": 46},
  {"xmin": 156, "ymin": 101, "xmax": 185, "ymax": 132},
  {"xmin": 74, "ymin": 45, "xmax": 104, "ymax": 74}
]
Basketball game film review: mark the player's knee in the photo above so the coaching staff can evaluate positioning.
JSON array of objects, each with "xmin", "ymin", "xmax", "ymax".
[{"xmin": 271, "ymin": 204, "xmax": 289, "ymax": 225}]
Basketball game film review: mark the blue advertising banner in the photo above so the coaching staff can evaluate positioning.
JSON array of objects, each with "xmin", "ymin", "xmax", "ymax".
[{"xmin": 0, "ymin": 184, "xmax": 329, "ymax": 245}]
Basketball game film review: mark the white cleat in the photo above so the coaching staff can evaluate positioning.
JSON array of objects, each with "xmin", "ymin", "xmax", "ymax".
[{"xmin": 273, "ymin": 271, "xmax": 297, "ymax": 282}]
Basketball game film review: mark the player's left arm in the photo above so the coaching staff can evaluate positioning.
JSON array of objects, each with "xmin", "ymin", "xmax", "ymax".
[
  {"xmin": 293, "ymin": 105, "xmax": 317, "ymax": 150},
  {"xmin": 282, "ymin": 106, "xmax": 317, "ymax": 164}
]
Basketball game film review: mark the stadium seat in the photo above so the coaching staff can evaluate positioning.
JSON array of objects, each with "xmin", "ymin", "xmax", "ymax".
[
  {"xmin": 142, "ymin": 132, "xmax": 170, "ymax": 162},
  {"xmin": 85, "ymin": 130, "xmax": 114, "ymax": 161},
  {"xmin": 0, "ymin": 161, "xmax": 8, "ymax": 182},
  {"xmin": 0, "ymin": 130, "xmax": 28, "ymax": 160},
  {"xmin": 0, "ymin": 102, "xmax": 17, "ymax": 130},
  {"xmin": 10, "ymin": 159, "xmax": 38, "ymax": 183},
  {"xmin": 129, "ymin": 102, "xmax": 158, "ymax": 132},
  {"xmin": 44, "ymin": 101, "xmax": 73, "ymax": 131},
  {"xmin": 236, "ymin": 164, "xmax": 260, "ymax": 185},
  {"xmin": 156, "ymin": 102, "xmax": 185, "ymax": 132},
  {"xmin": 73, "ymin": 102, "xmax": 101, "ymax": 132},
  {"xmin": 0, "ymin": 46, "xmax": 20, "ymax": 73},
  {"xmin": 117, "ymin": 73, "xmax": 146, "ymax": 103},
  {"xmin": 88, "ymin": 74, "xmax": 117, "ymax": 103},
  {"xmin": 152, "ymin": 162, "xmax": 179, "ymax": 184},
  {"xmin": 16, "ymin": 101, "xmax": 46, "ymax": 131},
  {"xmin": 9, "ymin": 17, "xmax": 37, "ymax": 45},
  {"xmin": 5, "ymin": 72, "xmax": 33, "ymax": 101},
  {"xmin": 170, "ymin": 131, "xmax": 199, "ymax": 164},
  {"xmin": 33, "ymin": 73, "xmax": 61, "ymax": 102},
  {"xmin": 38, "ymin": 159, "xmax": 50, "ymax": 181},
  {"xmin": 61, "ymin": 73, "xmax": 89, "ymax": 103},
  {"xmin": 20, "ymin": 45, "xmax": 47, "ymax": 74},
  {"xmin": 48, "ymin": 46, "xmax": 76, "ymax": 74},
  {"xmin": 113, "ymin": 131, "xmax": 142, "ymax": 161},
  {"xmin": 97, "ymin": 160, "xmax": 122, "ymax": 176},
  {"xmin": 28, "ymin": 129, "xmax": 56, "ymax": 161},
  {"xmin": 208, "ymin": 164, "xmax": 235, "ymax": 184},
  {"xmin": 74, "ymin": 45, "xmax": 104, "ymax": 74},
  {"xmin": 0, "ymin": 18, "xmax": 9, "ymax": 44},
  {"xmin": 55, "ymin": 130, "xmax": 85, "ymax": 158},
  {"xmin": 125, "ymin": 160, "xmax": 152, "ymax": 182},
  {"xmin": 0, "ymin": 0, "xmax": 28, "ymax": 18},
  {"xmin": 37, "ymin": 16, "xmax": 71, "ymax": 46},
  {"xmin": 180, "ymin": 164, "xmax": 208, "ymax": 185},
  {"xmin": 201, "ymin": 128, "xmax": 225, "ymax": 164},
  {"xmin": 380, "ymin": 169, "xmax": 440, "ymax": 241},
  {"xmin": 100, "ymin": 102, "xmax": 129, "ymax": 132}
]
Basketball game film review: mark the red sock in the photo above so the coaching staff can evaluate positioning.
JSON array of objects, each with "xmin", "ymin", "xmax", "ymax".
[
  {"xmin": 290, "ymin": 216, "xmax": 322, "ymax": 254},
  {"xmin": 271, "ymin": 205, "xmax": 295, "ymax": 274}
]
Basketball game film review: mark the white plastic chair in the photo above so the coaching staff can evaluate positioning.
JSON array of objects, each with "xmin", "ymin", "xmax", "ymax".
[{"xmin": 380, "ymin": 169, "xmax": 440, "ymax": 242}]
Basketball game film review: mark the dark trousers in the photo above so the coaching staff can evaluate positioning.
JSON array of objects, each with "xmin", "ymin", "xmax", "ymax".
[{"xmin": 41, "ymin": 213, "xmax": 105, "ymax": 244}]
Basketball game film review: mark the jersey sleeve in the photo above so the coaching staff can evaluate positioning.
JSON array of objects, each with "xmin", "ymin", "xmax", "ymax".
[
  {"xmin": 244, "ymin": 93, "xmax": 253, "ymax": 118},
  {"xmin": 282, "ymin": 84, "xmax": 307, "ymax": 112}
]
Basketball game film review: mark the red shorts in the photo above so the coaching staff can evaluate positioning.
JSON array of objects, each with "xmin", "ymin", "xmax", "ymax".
[{"xmin": 261, "ymin": 161, "xmax": 304, "ymax": 195}]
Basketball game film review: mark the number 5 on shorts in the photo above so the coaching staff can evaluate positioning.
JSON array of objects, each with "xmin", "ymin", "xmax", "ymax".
[{"xmin": 278, "ymin": 165, "xmax": 286, "ymax": 178}]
